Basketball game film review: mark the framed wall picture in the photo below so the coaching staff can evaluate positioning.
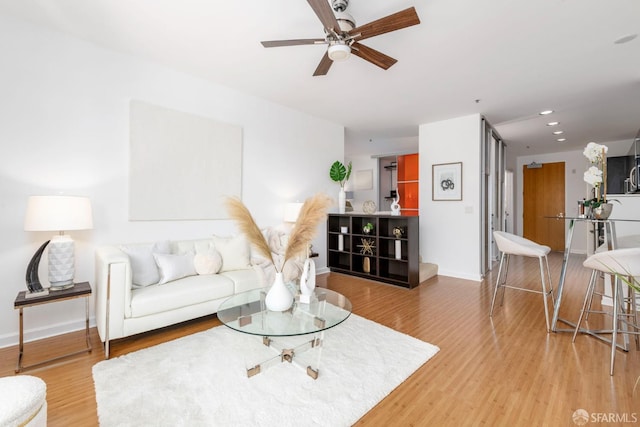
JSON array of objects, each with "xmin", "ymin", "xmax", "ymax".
[{"xmin": 432, "ymin": 162, "xmax": 463, "ymax": 201}]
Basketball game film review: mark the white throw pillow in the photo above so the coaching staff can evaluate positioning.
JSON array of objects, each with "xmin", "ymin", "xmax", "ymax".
[
  {"xmin": 193, "ymin": 251, "xmax": 222, "ymax": 275},
  {"xmin": 153, "ymin": 252, "xmax": 197, "ymax": 284},
  {"xmin": 120, "ymin": 241, "xmax": 171, "ymax": 287},
  {"xmin": 212, "ymin": 235, "xmax": 251, "ymax": 272},
  {"xmin": 175, "ymin": 239, "xmax": 215, "ymax": 256}
]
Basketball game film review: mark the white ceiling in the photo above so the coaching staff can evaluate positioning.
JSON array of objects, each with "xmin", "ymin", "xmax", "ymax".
[{"xmin": 2, "ymin": 0, "xmax": 640, "ymax": 157}]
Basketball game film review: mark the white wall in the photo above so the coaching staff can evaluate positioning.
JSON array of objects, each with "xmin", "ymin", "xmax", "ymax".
[
  {"xmin": 419, "ymin": 114, "xmax": 482, "ymax": 281},
  {"xmin": 516, "ymin": 139, "xmax": 640, "ymax": 254},
  {"xmin": 344, "ymin": 154, "xmax": 378, "ymax": 213},
  {"xmin": 0, "ymin": 15, "xmax": 344, "ymax": 347}
]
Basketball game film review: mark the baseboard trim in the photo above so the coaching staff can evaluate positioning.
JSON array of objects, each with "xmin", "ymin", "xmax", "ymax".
[{"xmin": 0, "ymin": 317, "xmax": 97, "ymax": 349}]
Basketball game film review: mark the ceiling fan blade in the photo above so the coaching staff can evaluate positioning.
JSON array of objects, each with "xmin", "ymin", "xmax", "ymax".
[
  {"xmin": 261, "ymin": 39, "xmax": 326, "ymax": 48},
  {"xmin": 307, "ymin": 0, "xmax": 341, "ymax": 33},
  {"xmin": 313, "ymin": 52, "xmax": 333, "ymax": 76},
  {"xmin": 351, "ymin": 43, "xmax": 397, "ymax": 70},
  {"xmin": 349, "ymin": 7, "xmax": 420, "ymax": 42}
]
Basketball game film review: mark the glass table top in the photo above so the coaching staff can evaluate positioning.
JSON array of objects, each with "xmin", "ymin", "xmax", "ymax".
[{"xmin": 217, "ymin": 287, "xmax": 352, "ymax": 337}]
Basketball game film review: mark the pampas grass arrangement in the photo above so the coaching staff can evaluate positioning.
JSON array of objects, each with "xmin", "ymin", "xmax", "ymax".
[{"xmin": 225, "ymin": 193, "xmax": 334, "ymax": 272}]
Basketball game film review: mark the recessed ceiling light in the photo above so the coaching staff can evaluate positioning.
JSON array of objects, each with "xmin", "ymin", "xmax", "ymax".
[
  {"xmin": 614, "ymin": 34, "xmax": 637, "ymax": 44},
  {"xmin": 557, "ymin": 138, "xmax": 567, "ymax": 142},
  {"xmin": 539, "ymin": 110, "xmax": 554, "ymax": 115},
  {"xmin": 553, "ymin": 130, "xmax": 564, "ymax": 135},
  {"xmin": 547, "ymin": 121, "xmax": 560, "ymax": 126}
]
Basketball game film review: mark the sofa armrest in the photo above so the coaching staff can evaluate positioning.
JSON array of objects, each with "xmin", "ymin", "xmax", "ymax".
[{"xmin": 95, "ymin": 246, "xmax": 133, "ymax": 354}]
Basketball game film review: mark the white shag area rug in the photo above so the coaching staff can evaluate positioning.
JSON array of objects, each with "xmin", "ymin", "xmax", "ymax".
[{"xmin": 93, "ymin": 314, "xmax": 439, "ymax": 427}]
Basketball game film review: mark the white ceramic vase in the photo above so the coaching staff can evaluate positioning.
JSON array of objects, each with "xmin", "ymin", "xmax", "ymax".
[
  {"xmin": 265, "ymin": 271, "xmax": 293, "ymax": 311},
  {"xmin": 338, "ymin": 188, "xmax": 346, "ymax": 214}
]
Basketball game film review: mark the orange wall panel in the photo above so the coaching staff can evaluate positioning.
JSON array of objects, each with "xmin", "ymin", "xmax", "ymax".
[
  {"xmin": 398, "ymin": 182, "xmax": 419, "ymax": 209},
  {"xmin": 398, "ymin": 153, "xmax": 419, "ymax": 182}
]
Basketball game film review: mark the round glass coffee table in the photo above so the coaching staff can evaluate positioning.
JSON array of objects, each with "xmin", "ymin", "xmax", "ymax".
[{"xmin": 217, "ymin": 287, "xmax": 352, "ymax": 379}]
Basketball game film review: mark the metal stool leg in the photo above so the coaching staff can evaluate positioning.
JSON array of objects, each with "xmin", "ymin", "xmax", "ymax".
[
  {"xmin": 489, "ymin": 252, "xmax": 509, "ymax": 316},
  {"xmin": 490, "ymin": 253, "xmax": 507, "ymax": 316},
  {"xmin": 610, "ymin": 278, "xmax": 621, "ymax": 376},
  {"xmin": 573, "ymin": 270, "xmax": 597, "ymax": 342},
  {"xmin": 539, "ymin": 255, "xmax": 551, "ymax": 332}
]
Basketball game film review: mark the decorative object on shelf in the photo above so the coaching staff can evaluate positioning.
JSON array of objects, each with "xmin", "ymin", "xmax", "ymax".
[
  {"xmin": 23, "ymin": 195, "xmax": 93, "ymax": 292},
  {"xmin": 362, "ymin": 222, "xmax": 374, "ymax": 235},
  {"xmin": 345, "ymin": 191, "xmax": 354, "ymax": 212},
  {"xmin": 340, "ymin": 226, "xmax": 348, "ymax": 234},
  {"xmin": 363, "ymin": 257, "xmax": 371, "ymax": 273},
  {"xmin": 338, "ymin": 234, "xmax": 344, "ymax": 251},
  {"xmin": 432, "ymin": 162, "xmax": 463, "ymax": 201},
  {"xmin": 225, "ymin": 193, "xmax": 332, "ymax": 311},
  {"xmin": 395, "ymin": 240, "xmax": 402, "ymax": 260},
  {"xmin": 299, "ymin": 258, "xmax": 316, "ymax": 304},
  {"xmin": 358, "ymin": 238, "xmax": 375, "ymax": 256},
  {"xmin": 582, "ymin": 142, "xmax": 618, "ymax": 219},
  {"xmin": 329, "ymin": 160, "xmax": 352, "ymax": 214},
  {"xmin": 362, "ymin": 200, "xmax": 377, "ymax": 214},
  {"xmin": 392, "ymin": 226, "xmax": 405, "ymax": 239},
  {"xmin": 390, "ymin": 188, "xmax": 401, "ymax": 216}
]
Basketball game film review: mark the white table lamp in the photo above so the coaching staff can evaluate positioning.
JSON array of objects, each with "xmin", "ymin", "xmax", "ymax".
[
  {"xmin": 283, "ymin": 202, "xmax": 303, "ymax": 224},
  {"xmin": 24, "ymin": 196, "xmax": 93, "ymax": 291}
]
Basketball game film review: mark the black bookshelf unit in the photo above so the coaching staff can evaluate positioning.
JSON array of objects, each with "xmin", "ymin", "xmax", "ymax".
[{"xmin": 327, "ymin": 214, "xmax": 419, "ymax": 288}]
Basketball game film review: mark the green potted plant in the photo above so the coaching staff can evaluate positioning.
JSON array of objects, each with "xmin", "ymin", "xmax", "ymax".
[
  {"xmin": 329, "ymin": 160, "xmax": 352, "ymax": 214},
  {"xmin": 363, "ymin": 222, "xmax": 374, "ymax": 235}
]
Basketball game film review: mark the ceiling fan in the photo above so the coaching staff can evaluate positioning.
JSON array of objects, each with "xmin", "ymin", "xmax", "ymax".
[{"xmin": 261, "ymin": 0, "xmax": 420, "ymax": 76}]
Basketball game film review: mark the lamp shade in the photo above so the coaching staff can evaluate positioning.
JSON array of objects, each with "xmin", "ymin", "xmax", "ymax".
[
  {"xmin": 24, "ymin": 196, "xmax": 93, "ymax": 232},
  {"xmin": 283, "ymin": 202, "xmax": 303, "ymax": 223}
]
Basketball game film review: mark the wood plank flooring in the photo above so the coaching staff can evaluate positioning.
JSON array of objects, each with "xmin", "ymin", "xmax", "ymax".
[{"xmin": 1, "ymin": 252, "xmax": 639, "ymax": 426}]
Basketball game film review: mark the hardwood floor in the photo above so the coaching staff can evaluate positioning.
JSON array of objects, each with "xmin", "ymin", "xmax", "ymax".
[{"xmin": 1, "ymin": 252, "xmax": 639, "ymax": 426}]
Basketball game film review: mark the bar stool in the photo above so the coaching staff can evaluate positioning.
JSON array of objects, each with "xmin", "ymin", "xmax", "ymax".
[
  {"xmin": 572, "ymin": 247, "xmax": 640, "ymax": 375},
  {"xmin": 490, "ymin": 231, "xmax": 555, "ymax": 332}
]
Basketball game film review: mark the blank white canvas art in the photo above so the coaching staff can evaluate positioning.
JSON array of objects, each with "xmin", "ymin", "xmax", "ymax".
[
  {"xmin": 129, "ymin": 100, "xmax": 242, "ymax": 220},
  {"xmin": 355, "ymin": 169, "xmax": 373, "ymax": 190}
]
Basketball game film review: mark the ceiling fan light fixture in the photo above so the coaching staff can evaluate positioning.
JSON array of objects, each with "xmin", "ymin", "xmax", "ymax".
[{"xmin": 328, "ymin": 43, "xmax": 351, "ymax": 61}]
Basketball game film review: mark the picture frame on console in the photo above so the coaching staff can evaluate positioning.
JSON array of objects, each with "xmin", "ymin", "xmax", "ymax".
[{"xmin": 432, "ymin": 162, "xmax": 463, "ymax": 201}]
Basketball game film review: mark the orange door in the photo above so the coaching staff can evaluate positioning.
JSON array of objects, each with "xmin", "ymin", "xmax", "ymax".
[{"xmin": 523, "ymin": 162, "xmax": 565, "ymax": 251}]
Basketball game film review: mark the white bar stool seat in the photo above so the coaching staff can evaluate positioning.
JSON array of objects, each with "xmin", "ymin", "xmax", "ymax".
[
  {"xmin": 572, "ymin": 247, "xmax": 640, "ymax": 375},
  {"xmin": 490, "ymin": 231, "xmax": 555, "ymax": 332}
]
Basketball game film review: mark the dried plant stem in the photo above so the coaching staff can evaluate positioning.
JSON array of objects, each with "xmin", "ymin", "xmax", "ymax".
[{"xmin": 224, "ymin": 197, "xmax": 274, "ymax": 268}]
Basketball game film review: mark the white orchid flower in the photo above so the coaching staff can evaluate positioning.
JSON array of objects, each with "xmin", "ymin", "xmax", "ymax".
[
  {"xmin": 583, "ymin": 166, "xmax": 603, "ymax": 186},
  {"xmin": 583, "ymin": 142, "xmax": 608, "ymax": 163}
]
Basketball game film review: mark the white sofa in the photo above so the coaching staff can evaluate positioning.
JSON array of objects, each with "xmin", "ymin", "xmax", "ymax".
[{"xmin": 95, "ymin": 236, "xmax": 267, "ymax": 358}]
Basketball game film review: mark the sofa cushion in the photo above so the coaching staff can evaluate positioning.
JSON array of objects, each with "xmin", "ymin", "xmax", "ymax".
[
  {"xmin": 220, "ymin": 267, "xmax": 266, "ymax": 294},
  {"xmin": 129, "ymin": 274, "xmax": 235, "ymax": 318},
  {"xmin": 174, "ymin": 239, "xmax": 215, "ymax": 256},
  {"xmin": 120, "ymin": 241, "xmax": 171, "ymax": 287},
  {"xmin": 153, "ymin": 252, "xmax": 197, "ymax": 284},
  {"xmin": 194, "ymin": 252, "xmax": 222, "ymax": 275},
  {"xmin": 212, "ymin": 235, "xmax": 251, "ymax": 272}
]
